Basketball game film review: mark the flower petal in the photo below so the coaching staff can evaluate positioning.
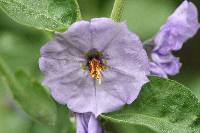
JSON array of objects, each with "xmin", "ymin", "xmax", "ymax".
[
  {"xmin": 56, "ymin": 20, "xmax": 93, "ymax": 52},
  {"xmin": 149, "ymin": 53, "xmax": 181, "ymax": 77},
  {"xmin": 76, "ymin": 113, "xmax": 90, "ymax": 133},
  {"xmin": 76, "ymin": 113, "xmax": 102, "ymax": 133},
  {"xmin": 149, "ymin": 62, "xmax": 168, "ymax": 78},
  {"xmin": 40, "ymin": 37, "xmax": 85, "ymax": 62},
  {"xmin": 48, "ymin": 71, "xmax": 95, "ymax": 112},
  {"xmin": 154, "ymin": 0, "xmax": 200, "ymax": 54},
  {"xmin": 104, "ymin": 30, "xmax": 149, "ymax": 76},
  {"xmin": 95, "ymin": 69, "xmax": 149, "ymax": 116},
  {"xmin": 151, "ymin": 52, "xmax": 175, "ymax": 64},
  {"xmin": 39, "ymin": 57, "xmax": 81, "ymax": 80},
  {"xmin": 161, "ymin": 56, "xmax": 182, "ymax": 75},
  {"xmin": 90, "ymin": 18, "xmax": 128, "ymax": 51}
]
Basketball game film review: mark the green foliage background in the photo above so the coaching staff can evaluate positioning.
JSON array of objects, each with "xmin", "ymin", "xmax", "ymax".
[{"xmin": 0, "ymin": 0, "xmax": 200, "ymax": 133}]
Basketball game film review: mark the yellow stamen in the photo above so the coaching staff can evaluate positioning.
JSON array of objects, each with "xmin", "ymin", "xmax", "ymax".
[{"xmin": 89, "ymin": 58, "xmax": 103, "ymax": 83}]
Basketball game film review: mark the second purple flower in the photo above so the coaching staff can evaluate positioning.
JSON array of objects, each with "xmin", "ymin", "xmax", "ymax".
[{"xmin": 148, "ymin": 0, "xmax": 200, "ymax": 78}]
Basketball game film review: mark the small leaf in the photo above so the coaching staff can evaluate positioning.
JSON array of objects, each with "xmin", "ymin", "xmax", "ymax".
[
  {"xmin": 0, "ymin": 57, "xmax": 57, "ymax": 126},
  {"xmin": 100, "ymin": 76, "xmax": 200, "ymax": 133},
  {"xmin": 0, "ymin": 0, "xmax": 80, "ymax": 31}
]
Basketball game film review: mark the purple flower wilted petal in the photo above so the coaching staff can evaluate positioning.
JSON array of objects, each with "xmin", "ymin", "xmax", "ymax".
[
  {"xmin": 76, "ymin": 113, "xmax": 102, "ymax": 133},
  {"xmin": 150, "ymin": 62, "xmax": 167, "ymax": 78},
  {"xmin": 147, "ymin": 0, "xmax": 199, "ymax": 78},
  {"xmin": 154, "ymin": 0, "xmax": 200, "ymax": 55},
  {"xmin": 161, "ymin": 56, "xmax": 181, "ymax": 76},
  {"xmin": 150, "ymin": 52, "xmax": 182, "ymax": 77},
  {"xmin": 39, "ymin": 18, "xmax": 149, "ymax": 117}
]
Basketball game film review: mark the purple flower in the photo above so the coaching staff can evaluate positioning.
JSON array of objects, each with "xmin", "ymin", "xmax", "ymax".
[
  {"xmin": 150, "ymin": 53, "xmax": 182, "ymax": 77},
  {"xmin": 39, "ymin": 18, "xmax": 149, "ymax": 133},
  {"xmin": 148, "ymin": 0, "xmax": 200, "ymax": 77},
  {"xmin": 76, "ymin": 113, "xmax": 102, "ymax": 133},
  {"xmin": 39, "ymin": 18, "xmax": 149, "ymax": 117}
]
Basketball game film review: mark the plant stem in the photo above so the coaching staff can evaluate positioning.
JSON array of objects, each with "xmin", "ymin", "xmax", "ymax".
[
  {"xmin": 75, "ymin": 0, "xmax": 82, "ymax": 20},
  {"xmin": 111, "ymin": 0, "xmax": 126, "ymax": 22}
]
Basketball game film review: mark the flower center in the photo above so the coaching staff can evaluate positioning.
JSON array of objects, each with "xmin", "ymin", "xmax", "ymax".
[
  {"xmin": 81, "ymin": 49, "xmax": 108, "ymax": 83},
  {"xmin": 88, "ymin": 58, "xmax": 103, "ymax": 81}
]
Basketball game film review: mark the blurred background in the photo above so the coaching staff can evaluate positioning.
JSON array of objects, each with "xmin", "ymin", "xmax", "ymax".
[{"xmin": 0, "ymin": 0, "xmax": 199, "ymax": 132}]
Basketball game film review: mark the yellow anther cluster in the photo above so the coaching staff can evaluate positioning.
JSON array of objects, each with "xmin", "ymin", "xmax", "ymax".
[{"xmin": 89, "ymin": 58, "xmax": 103, "ymax": 82}]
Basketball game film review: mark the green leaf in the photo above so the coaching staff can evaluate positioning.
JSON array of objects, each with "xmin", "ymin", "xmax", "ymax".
[
  {"xmin": 173, "ymin": 72, "xmax": 200, "ymax": 101},
  {"xmin": 15, "ymin": 70, "xmax": 57, "ymax": 126},
  {"xmin": 100, "ymin": 76, "xmax": 200, "ymax": 133},
  {"xmin": 0, "ymin": 0, "xmax": 80, "ymax": 31},
  {"xmin": 0, "ymin": 57, "xmax": 57, "ymax": 126}
]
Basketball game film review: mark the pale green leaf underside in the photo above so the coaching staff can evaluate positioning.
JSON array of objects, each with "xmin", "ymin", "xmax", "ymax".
[
  {"xmin": 101, "ymin": 76, "xmax": 200, "ymax": 133},
  {"xmin": 0, "ymin": 0, "xmax": 78, "ymax": 31}
]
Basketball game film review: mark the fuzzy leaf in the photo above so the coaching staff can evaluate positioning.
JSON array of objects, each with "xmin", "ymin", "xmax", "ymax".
[
  {"xmin": 0, "ymin": 58, "xmax": 57, "ymax": 126},
  {"xmin": 14, "ymin": 70, "xmax": 57, "ymax": 126},
  {"xmin": 100, "ymin": 76, "xmax": 200, "ymax": 133},
  {"xmin": 0, "ymin": 0, "xmax": 80, "ymax": 31}
]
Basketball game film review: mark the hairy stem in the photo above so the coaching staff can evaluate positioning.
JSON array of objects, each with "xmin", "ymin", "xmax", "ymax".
[
  {"xmin": 75, "ymin": 0, "xmax": 82, "ymax": 20},
  {"xmin": 111, "ymin": 0, "xmax": 126, "ymax": 22}
]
